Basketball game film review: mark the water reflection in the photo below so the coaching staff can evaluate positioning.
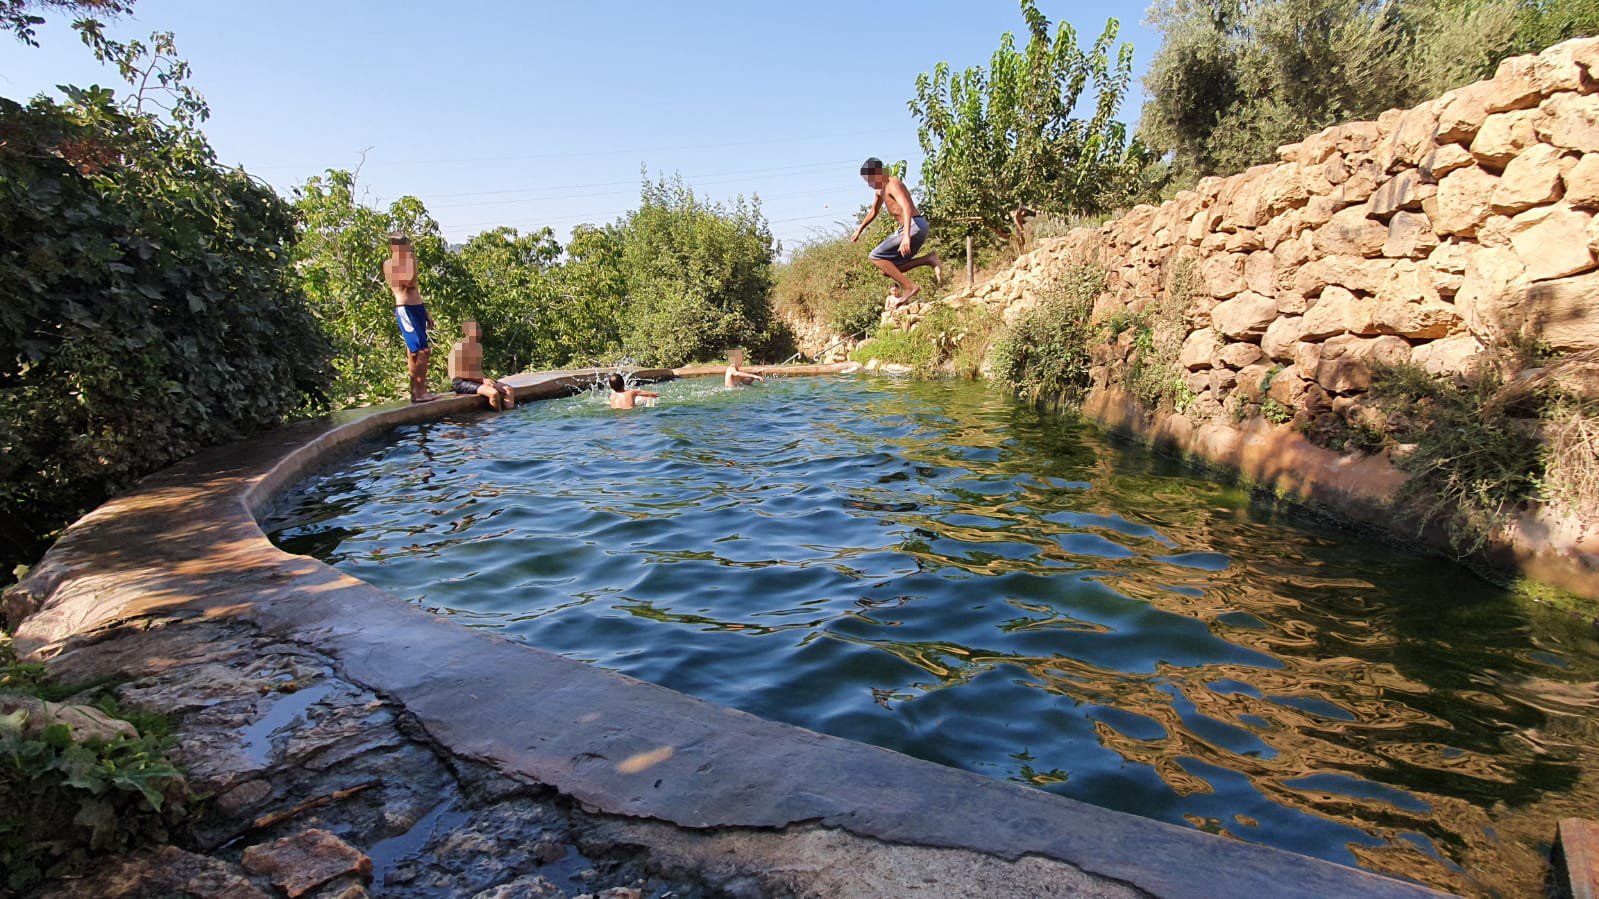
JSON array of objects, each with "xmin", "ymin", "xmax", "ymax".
[{"xmin": 264, "ymin": 377, "xmax": 1599, "ymax": 897}]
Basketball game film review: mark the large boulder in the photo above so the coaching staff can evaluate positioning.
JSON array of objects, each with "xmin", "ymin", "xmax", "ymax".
[
  {"xmin": 1410, "ymin": 333, "xmax": 1489, "ymax": 376},
  {"xmin": 1313, "ymin": 334, "xmax": 1412, "ymax": 393},
  {"xmin": 1518, "ymin": 271, "xmax": 1599, "ymax": 350},
  {"xmin": 1469, "ymin": 108, "xmax": 1542, "ymax": 168},
  {"xmin": 1565, "ymin": 153, "xmax": 1599, "ymax": 207},
  {"xmin": 1457, "ymin": 245, "xmax": 1530, "ymax": 339},
  {"xmin": 1372, "ymin": 298, "xmax": 1465, "ymax": 339},
  {"xmin": 1486, "ymin": 50, "xmax": 1587, "ymax": 114},
  {"xmin": 1491, "ymin": 142, "xmax": 1569, "ymax": 213},
  {"xmin": 1537, "ymin": 91, "xmax": 1599, "ymax": 153},
  {"xmin": 1179, "ymin": 329, "xmax": 1218, "ymax": 370},
  {"xmin": 1217, "ymin": 341, "xmax": 1267, "ymax": 369},
  {"xmin": 1201, "ymin": 252, "xmax": 1249, "ymax": 298},
  {"xmin": 1367, "ymin": 169, "xmax": 1429, "ymax": 218},
  {"xmin": 1211, "ymin": 291, "xmax": 1280, "ymax": 340},
  {"xmin": 1258, "ymin": 162, "xmax": 1310, "ymax": 216},
  {"xmin": 1379, "ymin": 100, "xmax": 1442, "ymax": 171},
  {"xmin": 1262, "ymin": 315, "xmax": 1307, "ymax": 361},
  {"xmin": 1436, "ymin": 82, "xmax": 1494, "ymax": 145},
  {"xmin": 1508, "ymin": 205, "xmax": 1597, "ymax": 281},
  {"xmin": 1431, "ymin": 165, "xmax": 1500, "ymax": 235},
  {"xmin": 1315, "ymin": 206, "xmax": 1389, "ymax": 257},
  {"xmin": 1301, "ymin": 286, "xmax": 1379, "ymax": 340},
  {"xmin": 1382, "ymin": 210, "xmax": 1441, "ymax": 259},
  {"xmin": 1294, "ymin": 254, "xmax": 1391, "ymax": 296},
  {"xmin": 1244, "ymin": 250, "xmax": 1276, "ymax": 295},
  {"xmin": 1419, "ymin": 143, "xmax": 1477, "ymax": 181}
]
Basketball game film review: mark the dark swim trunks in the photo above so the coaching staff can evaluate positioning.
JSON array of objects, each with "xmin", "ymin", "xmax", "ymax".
[
  {"xmin": 451, "ymin": 377, "xmax": 482, "ymax": 395},
  {"xmin": 395, "ymin": 304, "xmax": 429, "ymax": 353},
  {"xmin": 869, "ymin": 215, "xmax": 930, "ymax": 270}
]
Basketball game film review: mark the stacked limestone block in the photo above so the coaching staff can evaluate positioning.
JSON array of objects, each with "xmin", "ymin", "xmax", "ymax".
[{"xmin": 925, "ymin": 37, "xmax": 1599, "ymax": 430}]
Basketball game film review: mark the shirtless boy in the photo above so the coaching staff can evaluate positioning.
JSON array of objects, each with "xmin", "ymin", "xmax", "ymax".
[
  {"xmin": 724, "ymin": 348, "xmax": 766, "ymax": 388},
  {"xmin": 383, "ymin": 233, "xmax": 440, "ymax": 403},
  {"xmin": 448, "ymin": 319, "xmax": 515, "ymax": 411},
  {"xmin": 608, "ymin": 373, "xmax": 659, "ymax": 409},
  {"xmin": 850, "ymin": 157, "xmax": 941, "ymax": 307}
]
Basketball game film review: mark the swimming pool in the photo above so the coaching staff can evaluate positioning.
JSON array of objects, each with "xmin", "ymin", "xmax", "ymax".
[{"xmin": 265, "ymin": 375, "xmax": 1599, "ymax": 896}]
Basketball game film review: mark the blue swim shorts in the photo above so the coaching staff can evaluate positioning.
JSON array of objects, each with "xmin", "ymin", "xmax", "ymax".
[
  {"xmin": 868, "ymin": 216, "xmax": 930, "ymax": 269},
  {"xmin": 395, "ymin": 304, "xmax": 429, "ymax": 353}
]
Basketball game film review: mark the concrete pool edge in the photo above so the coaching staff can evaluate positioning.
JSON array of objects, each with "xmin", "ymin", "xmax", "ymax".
[{"xmin": 10, "ymin": 366, "xmax": 1448, "ymax": 898}]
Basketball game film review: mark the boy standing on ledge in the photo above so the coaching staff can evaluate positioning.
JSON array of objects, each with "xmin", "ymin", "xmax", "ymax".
[
  {"xmin": 850, "ymin": 157, "xmax": 941, "ymax": 307},
  {"xmin": 383, "ymin": 233, "xmax": 440, "ymax": 403},
  {"xmin": 448, "ymin": 320, "xmax": 516, "ymax": 411}
]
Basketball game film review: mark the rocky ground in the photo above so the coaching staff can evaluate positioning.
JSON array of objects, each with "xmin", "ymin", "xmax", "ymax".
[{"xmin": 24, "ymin": 615, "xmax": 718, "ymax": 899}]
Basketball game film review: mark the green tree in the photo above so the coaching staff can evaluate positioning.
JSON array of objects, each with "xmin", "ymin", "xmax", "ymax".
[
  {"xmin": 2, "ymin": 0, "xmax": 130, "ymax": 46},
  {"xmin": 289, "ymin": 170, "xmax": 468, "ymax": 405},
  {"xmin": 616, "ymin": 174, "xmax": 782, "ymax": 366},
  {"xmin": 458, "ymin": 226, "xmax": 618, "ymax": 372},
  {"xmin": 910, "ymin": 0, "xmax": 1151, "ymax": 253},
  {"xmin": 1, "ymin": 79, "xmax": 331, "ymax": 578}
]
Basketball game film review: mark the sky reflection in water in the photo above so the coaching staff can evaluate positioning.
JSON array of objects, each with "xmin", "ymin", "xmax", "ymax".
[{"xmin": 265, "ymin": 376, "xmax": 1599, "ymax": 896}]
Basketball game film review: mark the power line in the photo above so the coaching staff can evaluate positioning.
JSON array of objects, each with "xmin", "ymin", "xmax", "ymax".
[
  {"xmin": 248, "ymin": 127, "xmax": 904, "ymax": 171},
  {"xmin": 422, "ymin": 158, "xmax": 858, "ymax": 202}
]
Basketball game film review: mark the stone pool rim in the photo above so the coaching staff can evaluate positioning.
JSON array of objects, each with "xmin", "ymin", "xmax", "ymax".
[{"xmin": 12, "ymin": 364, "xmax": 1449, "ymax": 898}]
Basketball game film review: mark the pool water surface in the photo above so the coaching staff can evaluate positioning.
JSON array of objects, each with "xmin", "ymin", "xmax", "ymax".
[{"xmin": 265, "ymin": 375, "xmax": 1599, "ymax": 896}]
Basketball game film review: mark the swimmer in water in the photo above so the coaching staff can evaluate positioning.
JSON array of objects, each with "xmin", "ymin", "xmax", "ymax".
[
  {"xmin": 608, "ymin": 373, "xmax": 660, "ymax": 409},
  {"xmin": 724, "ymin": 348, "xmax": 766, "ymax": 388}
]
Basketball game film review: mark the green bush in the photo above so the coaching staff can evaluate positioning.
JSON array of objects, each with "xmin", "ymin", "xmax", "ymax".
[
  {"xmin": 1366, "ymin": 360, "xmax": 1548, "ymax": 554},
  {"xmin": 0, "ymin": 637, "xmax": 192, "ymax": 893},
  {"xmin": 0, "ymin": 92, "xmax": 332, "ymax": 579},
  {"xmin": 989, "ymin": 264, "xmax": 1104, "ymax": 402},
  {"xmin": 772, "ymin": 231, "xmax": 892, "ymax": 341},
  {"xmin": 851, "ymin": 303, "xmax": 1001, "ymax": 377},
  {"xmin": 1124, "ymin": 260, "xmax": 1197, "ymax": 412},
  {"xmin": 618, "ymin": 175, "xmax": 786, "ymax": 366}
]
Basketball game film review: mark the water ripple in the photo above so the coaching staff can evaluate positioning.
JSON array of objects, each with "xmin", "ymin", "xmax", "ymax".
[{"xmin": 265, "ymin": 376, "xmax": 1599, "ymax": 897}]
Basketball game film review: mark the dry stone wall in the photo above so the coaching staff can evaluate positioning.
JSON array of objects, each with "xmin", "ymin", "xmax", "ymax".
[{"xmin": 890, "ymin": 38, "xmax": 1599, "ymax": 597}]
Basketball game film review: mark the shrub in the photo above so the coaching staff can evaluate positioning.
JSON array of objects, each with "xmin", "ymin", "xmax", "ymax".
[
  {"xmin": 619, "ymin": 175, "xmax": 783, "ymax": 366},
  {"xmin": 0, "ymin": 637, "xmax": 192, "ymax": 893},
  {"xmin": 1366, "ymin": 360, "xmax": 1548, "ymax": 554},
  {"xmin": 852, "ymin": 304, "xmax": 1003, "ymax": 378},
  {"xmin": 1124, "ymin": 259, "xmax": 1197, "ymax": 412},
  {"xmin": 772, "ymin": 231, "xmax": 892, "ymax": 341},
  {"xmin": 989, "ymin": 264, "xmax": 1104, "ymax": 403},
  {"xmin": 0, "ymin": 92, "xmax": 332, "ymax": 580}
]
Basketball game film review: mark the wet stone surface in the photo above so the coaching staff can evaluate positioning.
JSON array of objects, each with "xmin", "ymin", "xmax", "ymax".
[{"xmin": 31, "ymin": 616, "xmax": 711, "ymax": 899}]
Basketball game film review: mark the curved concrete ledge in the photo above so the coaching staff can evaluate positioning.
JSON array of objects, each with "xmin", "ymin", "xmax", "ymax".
[
  {"xmin": 1081, "ymin": 387, "xmax": 1599, "ymax": 603},
  {"xmin": 13, "ymin": 367, "xmax": 1446, "ymax": 898}
]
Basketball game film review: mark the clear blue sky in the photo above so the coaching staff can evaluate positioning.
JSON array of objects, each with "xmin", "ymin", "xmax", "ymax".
[{"xmin": 0, "ymin": 1, "xmax": 1158, "ymax": 251}]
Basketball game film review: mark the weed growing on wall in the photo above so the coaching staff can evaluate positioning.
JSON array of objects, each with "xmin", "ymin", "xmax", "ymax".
[
  {"xmin": 852, "ymin": 304, "xmax": 1003, "ymax": 378},
  {"xmin": 1366, "ymin": 360, "xmax": 1550, "ymax": 554},
  {"xmin": 989, "ymin": 264, "xmax": 1105, "ymax": 403},
  {"xmin": 1125, "ymin": 259, "xmax": 1198, "ymax": 412}
]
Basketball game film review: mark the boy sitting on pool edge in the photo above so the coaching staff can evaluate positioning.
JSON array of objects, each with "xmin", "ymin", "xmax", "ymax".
[
  {"xmin": 448, "ymin": 320, "xmax": 516, "ymax": 411},
  {"xmin": 608, "ymin": 373, "xmax": 659, "ymax": 409}
]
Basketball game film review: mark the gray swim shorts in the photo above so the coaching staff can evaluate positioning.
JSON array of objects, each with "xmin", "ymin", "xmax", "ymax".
[{"xmin": 868, "ymin": 216, "xmax": 930, "ymax": 269}]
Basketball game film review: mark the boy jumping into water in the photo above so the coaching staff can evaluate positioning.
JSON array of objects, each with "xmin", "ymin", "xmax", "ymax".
[
  {"xmin": 850, "ymin": 157, "xmax": 941, "ymax": 307},
  {"xmin": 608, "ymin": 373, "xmax": 659, "ymax": 409},
  {"xmin": 448, "ymin": 320, "xmax": 516, "ymax": 411},
  {"xmin": 724, "ymin": 348, "xmax": 766, "ymax": 388},
  {"xmin": 383, "ymin": 233, "xmax": 441, "ymax": 403}
]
